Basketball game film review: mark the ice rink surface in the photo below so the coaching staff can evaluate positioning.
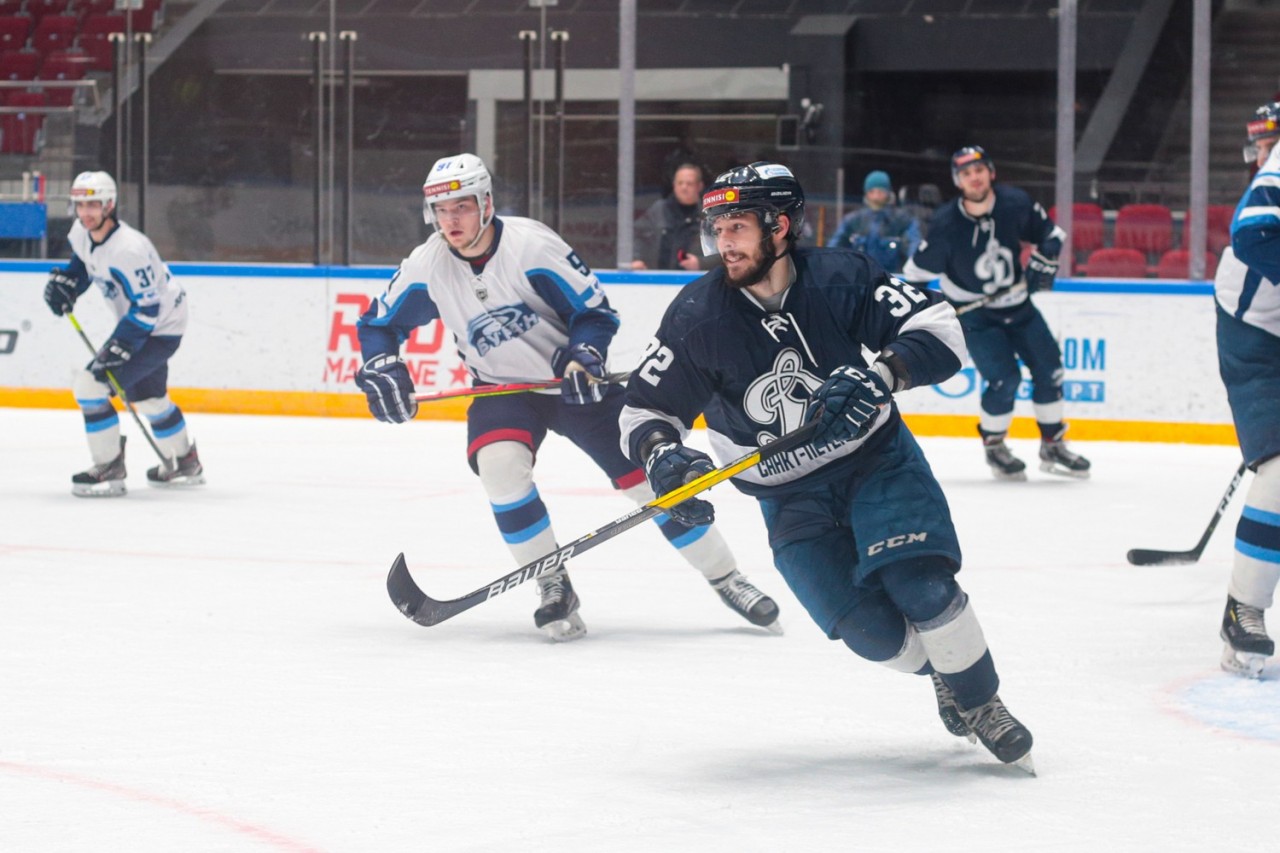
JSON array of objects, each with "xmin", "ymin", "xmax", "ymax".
[{"xmin": 1, "ymin": 407, "xmax": 1277, "ymax": 852}]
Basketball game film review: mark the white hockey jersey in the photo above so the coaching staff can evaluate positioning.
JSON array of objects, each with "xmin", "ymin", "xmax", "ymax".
[
  {"xmin": 358, "ymin": 216, "xmax": 619, "ymax": 385},
  {"xmin": 1215, "ymin": 141, "xmax": 1280, "ymax": 338},
  {"xmin": 67, "ymin": 218, "xmax": 187, "ymax": 345}
]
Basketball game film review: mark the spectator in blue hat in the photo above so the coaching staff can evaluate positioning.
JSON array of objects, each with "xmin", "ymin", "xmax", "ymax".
[{"xmin": 827, "ymin": 170, "xmax": 922, "ymax": 274}]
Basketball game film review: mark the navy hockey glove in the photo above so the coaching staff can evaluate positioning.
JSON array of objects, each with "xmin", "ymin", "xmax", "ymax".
[
  {"xmin": 44, "ymin": 268, "xmax": 79, "ymax": 316},
  {"xmin": 804, "ymin": 365, "xmax": 891, "ymax": 445},
  {"xmin": 554, "ymin": 343, "xmax": 607, "ymax": 406},
  {"xmin": 1023, "ymin": 251, "xmax": 1058, "ymax": 293},
  {"xmin": 644, "ymin": 441, "xmax": 716, "ymax": 527},
  {"xmin": 89, "ymin": 338, "xmax": 134, "ymax": 382},
  {"xmin": 355, "ymin": 354, "xmax": 419, "ymax": 423}
]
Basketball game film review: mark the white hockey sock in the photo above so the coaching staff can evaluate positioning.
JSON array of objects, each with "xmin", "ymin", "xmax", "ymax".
[
  {"xmin": 914, "ymin": 591, "xmax": 989, "ymax": 675},
  {"xmin": 1230, "ymin": 457, "xmax": 1280, "ymax": 610},
  {"xmin": 621, "ymin": 482, "xmax": 736, "ymax": 580},
  {"xmin": 880, "ymin": 622, "xmax": 928, "ymax": 673},
  {"xmin": 73, "ymin": 369, "xmax": 122, "ymax": 464},
  {"xmin": 477, "ymin": 442, "xmax": 562, "ymax": 569},
  {"xmin": 135, "ymin": 396, "xmax": 193, "ymax": 459},
  {"xmin": 978, "ymin": 411, "xmax": 1014, "ymax": 436}
]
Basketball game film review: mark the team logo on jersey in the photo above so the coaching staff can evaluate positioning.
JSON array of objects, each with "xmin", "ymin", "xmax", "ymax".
[
  {"xmin": 466, "ymin": 302, "xmax": 540, "ymax": 356},
  {"xmin": 974, "ymin": 231, "xmax": 1016, "ymax": 290},
  {"xmin": 743, "ymin": 348, "xmax": 822, "ymax": 442}
]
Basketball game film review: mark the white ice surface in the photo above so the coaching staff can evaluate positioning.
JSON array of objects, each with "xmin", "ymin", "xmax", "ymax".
[{"xmin": 1, "ymin": 408, "xmax": 1277, "ymax": 853}]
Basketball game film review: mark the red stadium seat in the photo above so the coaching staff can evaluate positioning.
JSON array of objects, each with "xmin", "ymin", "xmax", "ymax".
[
  {"xmin": 78, "ymin": 14, "xmax": 126, "ymax": 71},
  {"xmin": 1206, "ymin": 204, "xmax": 1234, "ymax": 255},
  {"xmin": 29, "ymin": 13, "xmax": 77, "ymax": 56},
  {"xmin": 0, "ymin": 14, "xmax": 32, "ymax": 50},
  {"xmin": 0, "ymin": 2, "xmax": 26, "ymax": 15},
  {"xmin": 0, "ymin": 89, "xmax": 45, "ymax": 153},
  {"xmin": 1082, "ymin": 247, "xmax": 1147, "ymax": 278},
  {"xmin": 38, "ymin": 48, "xmax": 87, "ymax": 106},
  {"xmin": 1155, "ymin": 249, "xmax": 1218, "ymax": 280},
  {"xmin": 1114, "ymin": 204, "xmax": 1174, "ymax": 256},
  {"xmin": 24, "ymin": 0, "xmax": 70, "ymax": 23},
  {"xmin": 1049, "ymin": 202, "xmax": 1105, "ymax": 253},
  {"xmin": 0, "ymin": 48, "xmax": 40, "ymax": 81}
]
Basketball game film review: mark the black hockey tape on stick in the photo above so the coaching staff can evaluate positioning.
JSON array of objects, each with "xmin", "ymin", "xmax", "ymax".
[
  {"xmin": 386, "ymin": 420, "xmax": 822, "ymax": 627},
  {"xmin": 1126, "ymin": 462, "xmax": 1247, "ymax": 566},
  {"xmin": 954, "ymin": 282, "xmax": 1029, "ymax": 316},
  {"xmin": 66, "ymin": 312, "xmax": 175, "ymax": 472}
]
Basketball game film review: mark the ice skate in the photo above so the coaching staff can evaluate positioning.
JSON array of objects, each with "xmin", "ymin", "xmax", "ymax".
[
  {"xmin": 930, "ymin": 673, "xmax": 976, "ymax": 742},
  {"xmin": 711, "ymin": 570, "xmax": 782, "ymax": 634},
  {"xmin": 1220, "ymin": 595, "xmax": 1273, "ymax": 678},
  {"xmin": 981, "ymin": 434, "xmax": 1027, "ymax": 481},
  {"xmin": 960, "ymin": 694, "xmax": 1035, "ymax": 774},
  {"xmin": 71, "ymin": 436, "xmax": 127, "ymax": 498},
  {"xmin": 534, "ymin": 570, "xmax": 586, "ymax": 642},
  {"xmin": 1038, "ymin": 439, "xmax": 1091, "ymax": 479},
  {"xmin": 147, "ymin": 442, "xmax": 206, "ymax": 488}
]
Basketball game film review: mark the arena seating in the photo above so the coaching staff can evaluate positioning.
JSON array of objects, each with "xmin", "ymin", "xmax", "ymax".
[
  {"xmin": 1082, "ymin": 247, "xmax": 1147, "ymax": 279},
  {"xmin": 1155, "ymin": 249, "xmax": 1219, "ymax": 280}
]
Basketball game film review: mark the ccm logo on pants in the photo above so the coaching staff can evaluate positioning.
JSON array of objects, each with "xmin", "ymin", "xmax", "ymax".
[{"xmin": 867, "ymin": 532, "xmax": 928, "ymax": 556}]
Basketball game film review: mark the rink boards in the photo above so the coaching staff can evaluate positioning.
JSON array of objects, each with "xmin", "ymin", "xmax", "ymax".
[{"xmin": 0, "ymin": 260, "xmax": 1235, "ymax": 444}]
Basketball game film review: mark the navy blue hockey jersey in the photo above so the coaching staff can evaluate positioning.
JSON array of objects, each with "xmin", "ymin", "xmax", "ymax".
[
  {"xmin": 902, "ymin": 184, "xmax": 1063, "ymax": 312},
  {"xmin": 619, "ymin": 247, "xmax": 966, "ymax": 497}
]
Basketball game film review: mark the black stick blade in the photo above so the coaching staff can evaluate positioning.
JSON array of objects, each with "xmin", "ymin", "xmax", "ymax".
[
  {"xmin": 387, "ymin": 553, "xmax": 428, "ymax": 623},
  {"xmin": 1125, "ymin": 548, "xmax": 1198, "ymax": 567}
]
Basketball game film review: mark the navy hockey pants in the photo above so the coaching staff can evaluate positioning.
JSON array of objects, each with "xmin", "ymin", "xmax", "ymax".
[
  {"xmin": 1218, "ymin": 305, "xmax": 1280, "ymax": 468},
  {"xmin": 962, "ymin": 303, "xmax": 1062, "ymax": 418}
]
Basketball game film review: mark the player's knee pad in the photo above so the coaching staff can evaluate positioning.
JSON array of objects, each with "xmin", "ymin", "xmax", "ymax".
[
  {"xmin": 132, "ymin": 395, "xmax": 172, "ymax": 417},
  {"xmin": 835, "ymin": 592, "xmax": 922, "ymax": 669},
  {"xmin": 878, "ymin": 555, "xmax": 960, "ymax": 624},
  {"xmin": 912, "ymin": 589, "xmax": 988, "ymax": 676},
  {"xmin": 1231, "ymin": 455, "xmax": 1280, "ymax": 607},
  {"xmin": 475, "ymin": 440, "xmax": 536, "ymax": 503},
  {"xmin": 72, "ymin": 368, "xmax": 111, "ymax": 407}
]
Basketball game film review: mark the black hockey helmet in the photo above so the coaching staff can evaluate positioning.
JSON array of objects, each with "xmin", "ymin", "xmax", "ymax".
[
  {"xmin": 1244, "ymin": 101, "xmax": 1280, "ymax": 162},
  {"xmin": 699, "ymin": 161, "xmax": 805, "ymax": 255},
  {"xmin": 951, "ymin": 146, "xmax": 994, "ymax": 186}
]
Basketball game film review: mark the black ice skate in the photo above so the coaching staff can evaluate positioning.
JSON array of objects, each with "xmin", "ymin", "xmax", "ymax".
[
  {"xmin": 711, "ymin": 570, "xmax": 782, "ymax": 634},
  {"xmin": 534, "ymin": 570, "xmax": 586, "ymax": 642},
  {"xmin": 147, "ymin": 442, "xmax": 206, "ymax": 488},
  {"xmin": 1039, "ymin": 439, "xmax": 1091, "ymax": 478},
  {"xmin": 71, "ymin": 436, "xmax": 127, "ymax": 498},
  {"xmin": 930, "ymin": 673, "xmax": 975, "ymax": 742},
  {"xmin": 1220, "ymin": 595, "xmax": 1273, "ymax": 678},
  {"xmin": 980, "ymin": 429, "xmax": 1026, "ymax": 481},
  {"xmin": 960, "ymin": 694, "xmax": 1035, "ymax": 774}
]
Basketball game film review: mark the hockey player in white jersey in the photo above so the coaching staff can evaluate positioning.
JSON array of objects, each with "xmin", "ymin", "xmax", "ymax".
[
  {"xmin": 1213, "ymin": 101, "xmax": 1280, "ymax": 677},
  {"xmin": 42, "ymin": 171, "xmax": 204, "ymax": 497},
  {"xmin": 355, "ymin": 153, "xmax": 780, "ymax": 641}
]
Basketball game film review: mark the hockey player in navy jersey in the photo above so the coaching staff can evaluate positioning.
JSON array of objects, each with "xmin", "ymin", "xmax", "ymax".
[
  {"xmin": 42, "ymin": 171, "xmax": 204, "ymax": 497},
  {"xmin": 619, "ymin": 161, "xmax": 1034, "ymax": 769},
  {"xmin": 1213, "ymin": 101, "xmax": 1280, "ymax": 678},
  {"xmin": 902, "ymin": 146, "xmax": 1090, "ymax": 481},
  {"xmin": 355, "ymin": 153, "xmax": 780, "ymax": 641}
]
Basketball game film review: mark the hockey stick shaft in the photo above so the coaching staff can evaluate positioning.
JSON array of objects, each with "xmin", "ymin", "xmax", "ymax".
[
  {"xmin": 387, "ymin": 420, "xmax": 823, "ymax": 627},
  {"xmin": 954, "ymin": 283, "xmax": 1029, "ymax": 316},
  {"xmin": 1126, "ymin": 462, "xmax": 1247, "ymax": 566},
  {"xmin": 412, "ymin": 373, "xmax": 632, "ymax": 403},
  {"xmin": 66, "ymin": 312, "xmax": 174, "ymax": 471}
]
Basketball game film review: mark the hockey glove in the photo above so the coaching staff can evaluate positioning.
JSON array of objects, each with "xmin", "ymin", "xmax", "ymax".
[
  {"xmin": 89, "ymin": 338, "xmax": 134, "ymax": 383},
  {"xmin": 44, "ymin": 268, "xmax": 80, "ymax": 316},
  {"xmin": 644, "ymin": 441, "xmax": 716, "ymax": 527},
  {"xmin": 554, "ymin": 343, "xmax": 608, "ymax": 406},
  {"xmin": 355, "ymin": 354, "xmax": 419, "ymax": 423},
  {"xmin": 804, "ymin": 365, "xmax": 891, "ymax": 445},
  {"xmin": 1023, "ymin": 251, "xmax": 1058, "ymax": 293}
]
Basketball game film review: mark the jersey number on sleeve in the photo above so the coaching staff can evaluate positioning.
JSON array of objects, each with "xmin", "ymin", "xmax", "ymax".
[
  {"xmin": 875, "ymin": 279, "xmax": 928, "ymax": 317},
  {"xmin": 638, "ymin": 338, "xmax": 674, "ymax": 386}
]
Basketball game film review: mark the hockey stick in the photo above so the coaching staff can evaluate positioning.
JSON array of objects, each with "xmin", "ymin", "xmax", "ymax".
[
  {"xmin": 954, "ymin": 283, "xmax": 1029, "ymax": 316},
  {"xmin": 412, "ymin": 372, "xmax": 633, "ymax": 403},
  {"xmin": 387, "ymin": 419, "xmax": 823, "ymax": 627},
  {"xmin": 66, "ymin": 312, "xmax": 175, "ymax": 472},
  {"xmin": 1126, "ymin": 462, "xmax": 1248, "ymax": 566}
]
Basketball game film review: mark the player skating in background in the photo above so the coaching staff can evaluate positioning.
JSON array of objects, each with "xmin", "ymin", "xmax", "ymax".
[
  {"xmin": 355, "ymin": 153, "xmax": 781, "ymax": 641},
  {"xmin": 902, "ymin": 146, "xmax": 1090, "ymax": 481},
  {"xmin": 1214, "ymin": 101, "xmax": 1280, "ymax": 677},
  {"xmin": 42, "ymin": 171, "xmax": 204, "ymax": 497},
  {"xmin": 619, "ymin": 161, "xmax": 1034, "ymax": 770}
]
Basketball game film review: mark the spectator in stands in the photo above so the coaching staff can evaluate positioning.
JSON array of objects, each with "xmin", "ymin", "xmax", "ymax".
[
  {"xmin": 631, "ymin": 162, "xmax": 718, "ymax": 272},
  {"xmin": 826, "ymin": 170, "xmax": 922, "ymax": 274}
]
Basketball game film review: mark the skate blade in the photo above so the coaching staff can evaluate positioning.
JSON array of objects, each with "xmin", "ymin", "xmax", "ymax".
[
  {"xmin": 1220, "ymin": 645, "xmax": 1267, "ymax": 679},
  {"xmin": 989, "ymin": 467, "xmax": 1027, "ymax": 482},
  {"xmin": 1039, "ymin": 460, "xmax": 1090, "ymax": 479},
  {"xmin": 146, "ymin": 473, "xmax": 207, "ymax": 488},
  {"xmin": 762, "ymin": 619, "xmax": 784, "ymax": 636},
  {"xmin": 1010, "ymin": 751, "xmax": 1036, "ymax": 776},
  {"xmin": 72, "ymin": 480, "xmax": 127, "ymax": 498},
  {"xmin": 542, "ymin": 612, "xmax": 587, "ymax": 642}
]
